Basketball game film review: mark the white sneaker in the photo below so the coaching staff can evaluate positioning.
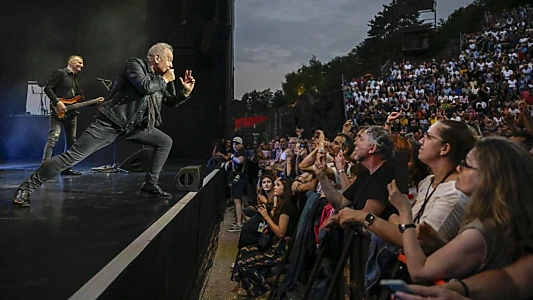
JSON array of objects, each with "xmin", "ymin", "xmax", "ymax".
[{"xmin": 228, "ymin": 223, "xmax": 243, "ymax": 232}]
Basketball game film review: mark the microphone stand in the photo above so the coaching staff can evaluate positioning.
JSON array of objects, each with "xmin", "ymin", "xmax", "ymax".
[
  {"xmin": 29, "ymin": 81, "xmax": 49, "ymax": 115},
  {"xmin": 92, "ymin": 78, "xmax": 129, "ymax": 173}
]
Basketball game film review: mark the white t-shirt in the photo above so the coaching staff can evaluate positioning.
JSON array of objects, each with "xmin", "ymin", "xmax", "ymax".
[
  {"xmin": 316, "ymin": 162, "xmax": 343, "ymax": 195},
  {"xmin": 411, "ymin": 176, "xmax": 469, "ymax": 241},
  {"xmin": 280, "ymin": 151, "xmax": 287, "ymax": 161}
]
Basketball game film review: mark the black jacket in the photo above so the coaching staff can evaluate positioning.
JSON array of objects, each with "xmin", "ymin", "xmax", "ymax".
[
  {"xmin": 44, "ymin": 68, "xmax": 83, "ymax": 105},
  {"xmin": 98, "ymin": 57, "xmax": 189, "ymax": 131}
]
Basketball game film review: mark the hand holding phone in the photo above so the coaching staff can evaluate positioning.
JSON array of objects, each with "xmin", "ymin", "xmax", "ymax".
[
  {"xmin": 394, "ymin": 151, "xmax": 410, "ymax": 194},
  {"xmin": 380, "ymin": 279, "xmax": 416, "ymax": 295}
]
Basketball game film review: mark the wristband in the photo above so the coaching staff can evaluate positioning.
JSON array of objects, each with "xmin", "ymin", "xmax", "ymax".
[
  {"xmin": 450, "ymin": 279, "xmax": 469, "ymax": 297},
  {"xmin": 338, "ymin": 169, "xmax": 346, "ymax": 175}
]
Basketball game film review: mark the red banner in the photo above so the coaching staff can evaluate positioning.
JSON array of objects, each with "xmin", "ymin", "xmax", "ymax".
[{"xmin": 234, "ymin": 116, "xmax": 269, "ymax": 129}]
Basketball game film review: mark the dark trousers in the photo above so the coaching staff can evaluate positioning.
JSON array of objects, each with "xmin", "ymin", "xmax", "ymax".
[
  {"xmin": 42, "ymin": 115, "xmax": 77, "ymax": 163},
  {"xmin": 20, "ymin": 116, "xmax": 173, "ymax": 193}
]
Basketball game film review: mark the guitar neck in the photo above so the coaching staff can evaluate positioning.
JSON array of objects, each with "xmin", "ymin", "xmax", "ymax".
[{"xmin": 67, "ymin": 99, "xmax": 101, "ymax": 110}]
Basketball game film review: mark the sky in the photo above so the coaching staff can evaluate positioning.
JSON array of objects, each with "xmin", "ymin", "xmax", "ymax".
[{"xmin": 234, "ymin": 0, "xmax": 474, "ymax": 99}]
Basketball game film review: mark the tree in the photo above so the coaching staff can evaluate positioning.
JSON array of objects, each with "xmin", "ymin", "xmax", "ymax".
[{"xmin": 367, "ymin": 1, "xmax": 421, "ymax": 39}]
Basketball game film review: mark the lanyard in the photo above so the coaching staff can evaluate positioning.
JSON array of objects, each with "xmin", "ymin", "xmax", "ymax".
[{"xmin": 413, "ymin": 169, "xmax": 455, "ymax": 224}]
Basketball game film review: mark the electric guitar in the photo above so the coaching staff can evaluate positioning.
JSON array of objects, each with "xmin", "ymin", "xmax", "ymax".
[{"xmin": 50, "ymin": 95, "xmax": 104, "ymax": 119}]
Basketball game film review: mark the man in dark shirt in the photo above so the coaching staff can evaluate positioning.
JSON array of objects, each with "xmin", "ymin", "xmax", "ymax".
[
  {"xmin": 42, "ymin": 55, "xmax": 104, "ymax": 175},
  {"xmin": 228, "ymin": 136, "xmax": 248, "ymax": 232},
  {"xmin": 13, "ymin": 43, "xmax": 195, "ymax": 207},
  {"xmin": 315, "ymin": 126, "xmax": 396, "ymax": 225}
]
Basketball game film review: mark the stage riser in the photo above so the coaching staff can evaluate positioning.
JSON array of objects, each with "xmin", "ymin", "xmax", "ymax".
[{"xmin": 72, "ymin": 169, "xmax": 225, "ymax": 300}]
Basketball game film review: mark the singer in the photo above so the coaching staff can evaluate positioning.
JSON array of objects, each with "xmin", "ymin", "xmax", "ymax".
[{"xmin": 13, "ymin": 42, "xmax": 196, "ymax": 206}]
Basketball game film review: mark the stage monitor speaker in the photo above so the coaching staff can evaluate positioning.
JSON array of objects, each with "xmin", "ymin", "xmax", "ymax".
[
  {"xmin": 207, "ymin": 156, "xmax": 226, "ymax": 170},
  {"xmin": 119, "ymin": 148, "xmax": 153, "ymax": 172},
  {"xmin": 174, "ymin": 165, "xmax": 204, "ymax": 192}
]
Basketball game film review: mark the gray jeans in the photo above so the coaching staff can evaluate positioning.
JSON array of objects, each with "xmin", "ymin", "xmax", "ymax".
[
  {"xmin": 20, "ymin": 116, "xmax": 173, "ymax": 193},
  {"xmin": 42, "ymin": 115, "xmax": 77, "ymax": 163}
]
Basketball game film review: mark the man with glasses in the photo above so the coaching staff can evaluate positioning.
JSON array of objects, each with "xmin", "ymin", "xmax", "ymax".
[{"xmin": 13, "ymin": 42, "xmax": 196, "ymax": 207}]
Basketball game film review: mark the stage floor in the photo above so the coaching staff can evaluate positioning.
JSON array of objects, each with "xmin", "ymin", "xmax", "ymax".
[{"xmin": 0, "ymin": 162, "xmax": 190, "ymax": 299}]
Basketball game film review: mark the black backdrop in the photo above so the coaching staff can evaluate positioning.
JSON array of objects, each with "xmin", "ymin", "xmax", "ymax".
[{"xmin": 0, "ymin": 0, "xmax": 233, "ymax": 163}]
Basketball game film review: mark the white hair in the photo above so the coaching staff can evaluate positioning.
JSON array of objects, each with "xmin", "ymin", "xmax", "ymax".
[{"xmin": 146, "ymin": 42, "xmax": 174, "ymax": 58}]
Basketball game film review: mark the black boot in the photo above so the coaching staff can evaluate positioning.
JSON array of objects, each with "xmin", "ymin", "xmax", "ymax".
[
  {"xmin": 140, "ymin": 183, "xmax": 172, "ymax": 198},
  {"xmin": 61, "ymin": 168, "xmax": 82, "ymax": 175},
  {"xmin": 13, "ymin": 189, "xmax": 31, "ymax": 207}
]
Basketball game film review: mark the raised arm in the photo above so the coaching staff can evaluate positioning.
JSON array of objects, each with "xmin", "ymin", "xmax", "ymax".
[
  {"xmin": 314, "ymin": 155, "xmax": 352, "ymax": 210},
  {"xmin": 163, "ymin": 70, "xmax": 195, "ymax": 107},
  {"xmin": 388, "ymin": 181, "xmax": 485, "ymax": 282}
]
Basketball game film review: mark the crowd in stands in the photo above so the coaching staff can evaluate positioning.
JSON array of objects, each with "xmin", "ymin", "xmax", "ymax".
[
  {"xmin": 343, "ymin": 4, "xmax": 533, "ymax": 143},
  {"xmin": 211, "ymin": 5, "xmax": 533, "ymax": 300}
]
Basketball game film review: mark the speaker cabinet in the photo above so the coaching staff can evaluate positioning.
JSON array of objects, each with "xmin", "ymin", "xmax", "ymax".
[{"xmin": 174, "ymin": 165, "xmax": 204, "ymax": 192}]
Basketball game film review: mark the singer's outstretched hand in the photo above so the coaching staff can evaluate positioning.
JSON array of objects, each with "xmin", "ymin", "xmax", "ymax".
[{"xmin": 180, "ymin": 70, "xmax": 195, "ymax": 96}]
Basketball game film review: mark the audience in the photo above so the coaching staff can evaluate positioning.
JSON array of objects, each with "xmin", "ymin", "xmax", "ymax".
[{"xmin": 223, "ymin": 5, "xmax": 533, "ymax": 299}]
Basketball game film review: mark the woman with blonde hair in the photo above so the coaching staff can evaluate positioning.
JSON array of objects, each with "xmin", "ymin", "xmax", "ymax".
[{"xmin": 388, "ymin": 136, "xmax": 533, "ymax": 283}]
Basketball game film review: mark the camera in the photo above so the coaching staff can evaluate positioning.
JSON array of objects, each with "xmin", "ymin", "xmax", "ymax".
[
  {"xmin": 232, "ymin": 173, "xmax": 241, "ymax": 184},
  {"xmin": 261, "ymin": 203, "xmax": 274, "ymax": 211}
]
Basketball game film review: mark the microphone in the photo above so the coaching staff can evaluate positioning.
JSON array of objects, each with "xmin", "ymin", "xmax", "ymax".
[{"xmin": 168, "ymin": 81, "xmax": 176, "ymax": 96}]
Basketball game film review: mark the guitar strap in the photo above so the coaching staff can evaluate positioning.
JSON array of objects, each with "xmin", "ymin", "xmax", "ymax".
[{"xmin": 73, "ymin": 75, "xmax": 84, "ymax": 98}]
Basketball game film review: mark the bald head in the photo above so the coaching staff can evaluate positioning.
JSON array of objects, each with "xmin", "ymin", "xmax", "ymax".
[
  {"xmin": 146, "ymin": 42, "xmax": 174, "ymax": 75},
  {"xmin": 67, "ymin": 55, "xmax": 84, "ymax": 74}
]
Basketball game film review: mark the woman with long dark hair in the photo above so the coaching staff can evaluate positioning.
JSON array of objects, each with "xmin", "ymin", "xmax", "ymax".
[
  {"xmin": 231, "ymin": 178, "xmax": 299, "ymax": 298},
  {"xmin": 236, "ymin": 174, "xmax": 276, "ymax": 249}
]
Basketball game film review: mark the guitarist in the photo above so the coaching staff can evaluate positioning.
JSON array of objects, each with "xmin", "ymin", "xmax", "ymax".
[{"xmin": 43, "ymin": 55, "xmax": 104, "ymax": 175}]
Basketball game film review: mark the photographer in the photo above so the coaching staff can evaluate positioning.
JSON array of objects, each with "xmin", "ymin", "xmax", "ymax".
[{"xmin": 228, "ymin": 137, "xmax": 248, "ymax": 233}]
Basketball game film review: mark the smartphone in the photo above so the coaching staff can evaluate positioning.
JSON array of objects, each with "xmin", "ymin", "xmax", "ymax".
[
  {"xmin": 394, "ymin": 151, "xmax": 410, "ymax": 194},
  {"xmin": 379, "ymin": 279, "xmax": 416, "ymax": 295}
]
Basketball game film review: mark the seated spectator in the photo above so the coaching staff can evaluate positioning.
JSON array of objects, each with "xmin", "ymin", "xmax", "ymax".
[
  {"xmin": 231, "ymin": 178, "xmax": 299, "ymax": 298},
  {"xmin": 237, "ymin": 174, "xmax": 276, "ymax": 249},
  {"xmin": 388, "ymin": 136, "xmax": 533, "ymax": 282}
]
